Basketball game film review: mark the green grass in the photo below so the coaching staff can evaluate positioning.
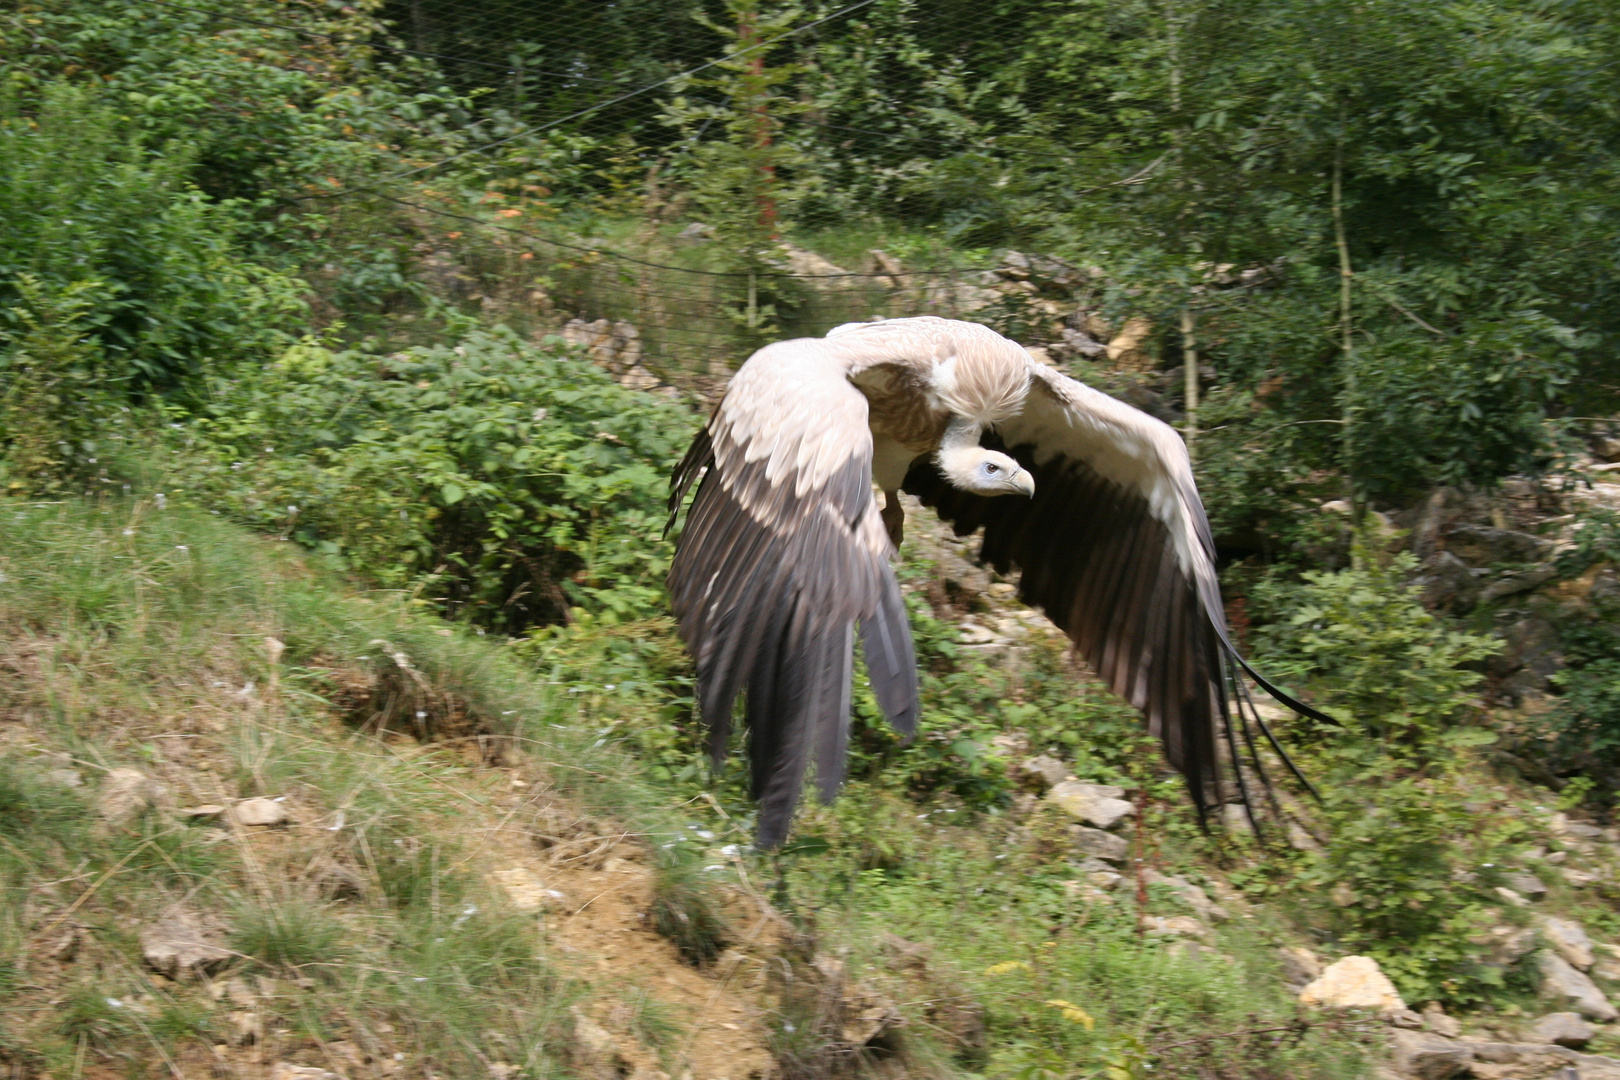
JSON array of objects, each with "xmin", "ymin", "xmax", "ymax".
[{"xmin": 0, "ymin": 497, "xmax": 716, "ymax": 1079}]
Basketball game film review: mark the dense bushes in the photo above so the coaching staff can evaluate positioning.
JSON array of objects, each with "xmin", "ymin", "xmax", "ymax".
[
  {"xmin": 0, "ymin": 87, "xmax": 306, "ymax": 395},
  {"xmin": 167, "ymin": 325, "xmax": 693, "ymax": 632}
]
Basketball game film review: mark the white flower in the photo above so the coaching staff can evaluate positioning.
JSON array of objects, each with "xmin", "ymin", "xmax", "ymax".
[{"xmin": 175, "ymin": 545, "xmax": 189, "ymax": 553}]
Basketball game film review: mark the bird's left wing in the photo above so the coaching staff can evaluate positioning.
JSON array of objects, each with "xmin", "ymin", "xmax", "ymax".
[
  {"xmin": 667, "ymin": 338, "xmax": 918, "ymax": 848},
  {"xmin": 904, "ymin": 361, "xmax": 1325, "ymax": 824}
]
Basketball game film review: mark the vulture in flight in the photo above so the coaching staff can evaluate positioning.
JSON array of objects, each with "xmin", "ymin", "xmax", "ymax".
[{"xmin": 666, "ymin": 316, "xmax": 1326, "ymax": 848}]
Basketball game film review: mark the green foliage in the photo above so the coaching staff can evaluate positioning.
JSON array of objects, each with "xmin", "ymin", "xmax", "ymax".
[
  {"xmin": 1254, "ymin": 552, "xmax": 1499, "ymax": 744},
  {"xmin": 0, "ymin": 85, "xmax": 306, "ymax": 395},
  {"xmin": 168, "ymin": 325, "xmax": 694, "ymax": 632},
  {"xmin": 1251, "ymin": 555, "xmax": 1526, "ymax": 1003}
]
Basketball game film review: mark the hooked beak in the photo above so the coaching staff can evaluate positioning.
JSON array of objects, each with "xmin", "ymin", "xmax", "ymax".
[{"xmin": 1013, "ymin": 469, "xmax": 1036, "ymax": 498}]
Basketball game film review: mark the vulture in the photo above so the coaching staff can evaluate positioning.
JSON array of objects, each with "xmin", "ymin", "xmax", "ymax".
[{"xmin": 666, "ymin": 316, "xmax": 1327, "ymax": 848}]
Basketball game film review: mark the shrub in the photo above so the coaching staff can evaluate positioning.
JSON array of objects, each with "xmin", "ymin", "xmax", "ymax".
[
  {"xmin": 1251, "ymin": 555, "xmax": 1523, "ymax": 1004},
  {"xmin": 167, "ymin": 325, "xmax": 695, "ymax": 631},
  {"xmin": 0, "ymin": 85, "xmax": 306, "ymax": 396}
]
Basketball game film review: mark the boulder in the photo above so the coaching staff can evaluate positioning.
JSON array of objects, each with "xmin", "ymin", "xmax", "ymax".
[
  {"xmin": 1070, "ymin": 826, "xmax": 1129, "ymax": 862},
  {"xmin": 1390, "ymin": 1029, "xmax": 1472, "ymax": 1080},
  {"xmin": 1445, "ymin": 524, "xmax": 1555, "ymax": 566},
  {"xmin": 1298, "ymin": 956, "xmax": 1406, "ymax": 1014},
  {"xmin": 1536, "ymin": 950, "xmax": 1618, "ymax": 1021},
  {"xmin": 1047, "ymin": 781, "xmax": 1134, "ymax": 829},
  {"xmin": 1416, "ymin": 551, "xmax": 1482, "ymax": 612},
  {"xmin": 98, "ymin": 768, "xmax": 170, "ymax": 827},
  {"xmin": 1538, "ymin": 915, "xmax": 1595, "ymax": 970},
  {"xmin": 1527, "ymin": 1011, "xmax": 1594, "ymax": 1049},
  {"xmin": 140, "ymin": 914, "xmax": 231, "ymax": 979}
]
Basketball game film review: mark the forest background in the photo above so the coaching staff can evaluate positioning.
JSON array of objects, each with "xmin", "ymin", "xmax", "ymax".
[{"xmin": 4, "ymin": 0, "xmax": 1620, "ymax": 1077}]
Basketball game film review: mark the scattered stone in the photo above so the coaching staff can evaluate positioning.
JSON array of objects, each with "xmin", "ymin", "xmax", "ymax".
[
  {"xmin": 1015, "ymin": 755, "xmax": 1070, "ymax": 790},
  {"xmin": 1594, "ymin": 944, "xmax": 1620, "ymax": 982},
  {"xmin": 877, "ymin": 932, "xmax": 931, "ymax": 972},
  {"xmin": 179, "ymin": 804, "xmax": 226, "ymax": 819},
  {"xmin": 1331, "ymin": 882, "xmax": 1358, "ymax": 907},
  {"xmin": 45, "ymin": 768, "xmax": 83, "ymax": 788},
  {"xmin": 1422, "ymin": 1002, "xmax": 1461, "ymax": 1038},
  {"xmin": 225, "ymin": 1011, "xmax": 262, "ymax": 1045},
  {"xmin": 492, "ymin": 867, "xmax": 566, "ymax": 912},
  {"xmin": 139, "ymin": 914, "xmax": 231, "ymax": 979},
  {"xmin": 1445, "ymin": 524, "xmax": 1555, "ymax": 566},
  {"xmin": 1539, "ymin": 915, "xmax": 1595, "ymax": 970},
  {"xmin": 1165, "ymin": 940, "xmax": 1225, "ymax": 963},
  {"xmin": 269, "ymin": 1064, "xmax": 340, "ymax": 1080},
  {"xmin": 1480, "ymin": 566, "xmax": 1560, "ymax": 604},
  {"xmin": 958, "ymin": 620, "xmax": 998, "ymax": 645},
  {"xmin": 811, "ymin": 955, "xmax": 901, "ymax": 1045},
  {"xmin": 1563, "ymin": 867, "xmax": 1600, "ymax": 888},
  {"xmin": 1143, "ymin": 915, "xmax": 1213, "ymax": 944},
  {"xmin": 675, "ymin": 221, "xmax": 714, "ymax": 245},
  {"xmin": 1504, "ymin": 872, "xmax": 1548, "ymax": 899},
  {"xmin": 1416, "ymin": 551, "xmax": 1482, "ymax": 612},
  {"xmin": 231, "ymin": 797, "xmax": 289, "ymax": 827},
  {"xmin": 1390, "ymin": 1029, "xmax": 1472, "ymax": 1080},
  {"xmin": 1536, "ymin": 950, "xmax": 1619, "ymax": 1021},
  {"xmin": 1528, "ymin": 1011, "xmax": 1594, "ymax": 1049},
  {"xmin": 1477, "ymin": 924, "xmax": 1538, "ymax": 966},
  {"xmin": 1047, "ymin": 781, "xmax": 1134, "ymax": 829},
  {"xmin": 1141, "ymin": 869, "xmax": 1230, "ymax": 922},
  {"xmin": 1494, "ymin": 886, "xmax": 1529, "ymax": 908},
  {"xmin": 1388, "ymin": 1008, "xmax": 1425, "ymax": 1029},
  {"xmin": 1298, "ymin": 956, "xmax": 1407, "ymax": 1014},
  {"xmin": 1279, "ymin": 946, "xmax": 1322, "ymax": 989},
  {"xmin": 1069, "ymin": 826, "xmax": 1129, "ymax": 862},
  {"xmin": 98, "ymin": 768, "xmax": 170, "ymax": 827}
]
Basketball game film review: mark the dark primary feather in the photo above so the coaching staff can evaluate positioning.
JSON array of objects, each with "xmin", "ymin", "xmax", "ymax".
[
  {"xmin": 902, "ymin": 437, "xmax": 1318, "ymax": 825},
  {"xmin": 667, "ymin": 431, "xmax": 917, "ymax": 848}
]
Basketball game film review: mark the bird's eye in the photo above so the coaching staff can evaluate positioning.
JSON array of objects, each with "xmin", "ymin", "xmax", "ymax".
[{"xmin": 984, "ymin": 462, "xmax": 999, "ymax": 474}]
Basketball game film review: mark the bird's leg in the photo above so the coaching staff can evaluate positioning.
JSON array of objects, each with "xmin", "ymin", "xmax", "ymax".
[{"xmin": 881, "ymin": 490, "xmax": 905, "ymax": 547}]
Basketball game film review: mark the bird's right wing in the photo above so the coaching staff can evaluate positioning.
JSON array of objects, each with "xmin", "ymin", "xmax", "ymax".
[{"xmin": 666, "ymin": 339, "xmax": 917, "ymax": 848}]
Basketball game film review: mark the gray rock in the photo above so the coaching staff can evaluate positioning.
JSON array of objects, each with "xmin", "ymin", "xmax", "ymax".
[
  {"xmin": 1279, "ymin": 946, "xmax": 1322, "ymax": 989},
  {"xmin": 231, "ymin": 797, "xmax": 289, "ymax": 827},
  {"xmin": 1070, "ymin": 826, "xmax": 1128, "ymax": 862},
  {"xmin": 1476, "ymin": 924, "xmax": 1537, "ymax": 966},
  {"xmin": 1537, "ymin": 949, "xmax": 1618, "ymax": 1021},
  {"xmin": 1048, "ymin": 781, "xmax": 1134, "ymax": 829},
  {"xmin": 1422, "ymin": 1002, "xmax": 1461, "ymax": 1038},
  {"xmin": 1563, "ymin": 867, "xmax": 1600, "ymax": 888},
  {"xmin": 1594, "ymin": 944, "xmax": 1620, "ymax": 983},
  {"xmin": 1528, "ymin": 1011, "xmax": 1594, "ymax": 1049},
  {"xmin": 1416, "ymin": 551, "xmax": 1482, "ymax": 612},
  {"xmin": 1141, "ymin": 869, "xmax": 1230, "ymax": 922},
  {"xmin": 1016, "ymin": 755, "xmax": 1070, "ymax": 790},
  {"xmin": 1390, "ymin": 1028, "xmax": 1472, "ymax": 1080},
  {"xmin": 1480, "ymin": 564, "xmax": 1560, "ymax": 604},
  {"xmin": 1298, "ymin": 955, "xmax": 1406, "ymax": 1013},
  {"xmin": 1539, "ymin": 915, "xmax": 1595, "ymax": 970},
  {"xmin": 97, "ymin": 768, "xmax": 170, "ymax": 827},
  {"xmin": 1445, "ymin": 524, "xmax": 1555, "ymax": 566},
  {"xmin": 140, "ymin": 914, "xmax": 231, "ymax": 978},
  {"xmin": 45, "ymin": 768, "xmax": 83, "ymax": 788},
  {"xmin": 1389, "ymin": 1008, "xmax": 1425, "ymax": 1029},
  {"xmin": 1504, "ymin": 872, "xmax": 1548, "ymax": 899},
  {"xmin": 1489, "ymin": 616, "xmax": 1563, "ymax": 698}
]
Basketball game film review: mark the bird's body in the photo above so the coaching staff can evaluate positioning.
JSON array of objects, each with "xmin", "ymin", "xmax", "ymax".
[{"xmin": 667, "ymin": 317, "xmax": 1324, "ymax": 848}]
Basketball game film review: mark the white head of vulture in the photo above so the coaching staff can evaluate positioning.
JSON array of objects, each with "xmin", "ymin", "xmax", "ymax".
[{"xmin": 665, "ymin": 316, "xmax": 1328, "ymax": 849}]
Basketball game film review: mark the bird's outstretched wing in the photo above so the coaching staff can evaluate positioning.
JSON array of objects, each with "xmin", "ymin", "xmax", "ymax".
[
  {"xmin": 903, "ymin": 361, "xmax": 1327, "ymax": 826},
  {"xmin": 666, "ymin": 339, "xmax": 918, "ymax": 848}
]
